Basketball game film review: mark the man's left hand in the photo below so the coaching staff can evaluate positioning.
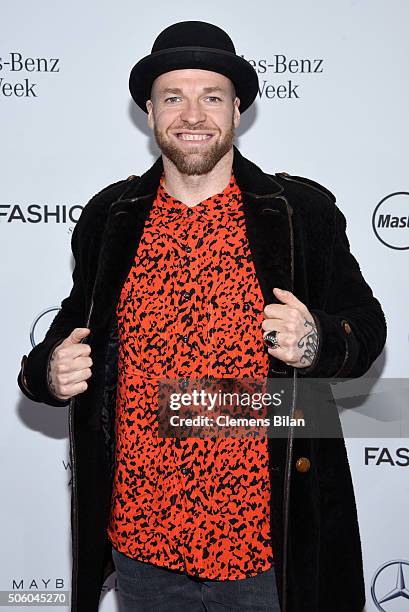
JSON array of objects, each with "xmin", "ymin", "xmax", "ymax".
[{"xmin": 262, "ymin": 288, "xmax": 319, "ymax": 368}]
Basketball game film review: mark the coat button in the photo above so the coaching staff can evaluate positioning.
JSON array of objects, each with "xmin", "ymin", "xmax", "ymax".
[
  {"xmin": 342, "ymin": 320, "xmax": 352, "ymax": 334},
  {"xmin": 295, "ymin": 457, "xmax": 311, "ymax": 473}
]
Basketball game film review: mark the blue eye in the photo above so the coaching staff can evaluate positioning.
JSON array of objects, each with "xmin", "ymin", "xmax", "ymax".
[{"xmin": 163, "ymin": 96, "xmax": 222, "ymax": 104}]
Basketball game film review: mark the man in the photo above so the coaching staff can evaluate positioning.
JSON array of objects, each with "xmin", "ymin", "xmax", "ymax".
[{"xmin": 17, "ymin": 20, "xmax": 387, "ymax": 612}]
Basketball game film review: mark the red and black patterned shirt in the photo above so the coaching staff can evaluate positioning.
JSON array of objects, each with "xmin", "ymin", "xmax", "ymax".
[{"xmin": 107, "ymin": 172, "xmax": 274, "ymax": 579}]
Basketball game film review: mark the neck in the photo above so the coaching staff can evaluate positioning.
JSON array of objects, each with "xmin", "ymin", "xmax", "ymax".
[{"xmin": 161, "ymin": 148, "xmax": 234, "ymax": 206}]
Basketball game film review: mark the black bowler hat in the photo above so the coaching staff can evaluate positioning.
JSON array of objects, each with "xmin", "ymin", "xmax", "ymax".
[{"xmin": 129, "ymin": 21, "xmax": 259, "ymax": 113}]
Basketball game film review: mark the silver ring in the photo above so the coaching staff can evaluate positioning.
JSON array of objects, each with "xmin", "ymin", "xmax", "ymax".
[{"xmin": 263, "ymin": 330, "xmax": 280, "ymax": 349}]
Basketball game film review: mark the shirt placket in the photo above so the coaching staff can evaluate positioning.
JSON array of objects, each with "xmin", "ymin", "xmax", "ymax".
[
  {"xmin": 168, "ymin": 207, "xmax": 204, "ymax": 572},
  {"xmin": 202, "ymin": 213, "xmax": 227, "ymax": 379}
]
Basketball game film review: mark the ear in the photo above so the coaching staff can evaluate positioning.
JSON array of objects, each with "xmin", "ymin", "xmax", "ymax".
[
  {"xmin": 233, "ymin": 97, "xmax": 241, "ymax": 128},
  {"xmin": 146, "ymin": 99, "xmax": 154, "ymax": 129}
]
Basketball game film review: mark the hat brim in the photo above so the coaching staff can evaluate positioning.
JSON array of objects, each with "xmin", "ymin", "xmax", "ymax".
[{"xmin": 129, "ymin": 46, "xmax": 259, "ymax": 113}]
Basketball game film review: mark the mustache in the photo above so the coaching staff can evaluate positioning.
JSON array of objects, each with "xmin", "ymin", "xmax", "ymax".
[{"xmin": 171, "ymin": 126, "xmax": 218, "ymax": 131}]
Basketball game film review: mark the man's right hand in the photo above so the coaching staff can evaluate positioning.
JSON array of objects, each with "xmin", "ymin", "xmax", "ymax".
[{"xmin": 48, "ymin": 328, "xmax": 93, "ymax": 401}]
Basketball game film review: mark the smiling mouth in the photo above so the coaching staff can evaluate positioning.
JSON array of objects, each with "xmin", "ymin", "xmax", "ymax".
[{"xmin": 174, "ymin": 133, "xmax": 214, "ymax": 142}]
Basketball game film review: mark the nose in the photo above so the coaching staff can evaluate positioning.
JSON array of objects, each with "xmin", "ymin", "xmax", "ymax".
[{"xmin": 179, "ymin": 99, "xmax": 206, "ymax": 125}]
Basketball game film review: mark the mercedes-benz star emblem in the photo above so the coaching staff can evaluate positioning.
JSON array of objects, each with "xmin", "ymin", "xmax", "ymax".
[{"xmin": 371, "ymin": 559, "xmax": 409, "ymax": 611}]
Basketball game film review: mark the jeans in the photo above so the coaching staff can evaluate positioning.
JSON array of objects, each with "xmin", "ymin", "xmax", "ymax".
[{"xmin": 111, "ymin": 547, "xmax": 281, "ymax": 612}]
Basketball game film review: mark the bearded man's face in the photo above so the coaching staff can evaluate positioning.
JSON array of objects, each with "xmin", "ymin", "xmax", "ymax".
[{"xmin": 146, "ymin": 68, "xmax": 240, "ymax": 175}]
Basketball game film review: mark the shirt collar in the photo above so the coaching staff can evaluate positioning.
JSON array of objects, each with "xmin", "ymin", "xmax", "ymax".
[{"xmin": 155, "ymin": 172, "xmax": 242, "ymax": 222}]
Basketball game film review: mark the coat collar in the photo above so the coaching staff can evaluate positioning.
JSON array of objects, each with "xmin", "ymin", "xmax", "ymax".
[{"xmin": 113, "ymin": 145, "xmax": 285, "ymax": 203}]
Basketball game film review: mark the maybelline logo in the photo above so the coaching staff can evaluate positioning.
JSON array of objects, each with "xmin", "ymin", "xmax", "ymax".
[
  {"xmin": 0, "ymin": 204, "xmax": 83, "ymax": 223},
  {"xmin": 0, "ymin": 52, "xmax": 60, "ymax": 97},
  {"xmin": 241, "ymin": 54, "xmax": 324, "ymax": 100},
  {"xmin": 11, "ymin": 578, "xmax": 65, "ymax": 590},
  {"xmin": 365, "ymin": 447, "xmax": 409, "ymax": 467},
  {"xmin": 372, "ymin": 192, "xmax": 409, "ymax": 250},
  {"xmin": 371, "ymin": 560, "xmax": 409, "ymax": 611}
]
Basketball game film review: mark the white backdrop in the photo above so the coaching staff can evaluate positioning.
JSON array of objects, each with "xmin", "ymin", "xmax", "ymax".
[{"xmin": 2, "ymin": 1, "xmax": 409, "ymax": 610}]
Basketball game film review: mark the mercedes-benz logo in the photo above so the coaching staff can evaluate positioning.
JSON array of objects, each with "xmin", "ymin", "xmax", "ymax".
[
  {"xmin": 30, "ymin": 307, "xmax": 61, "ymax": 348},
  {"xmin": 371, "ymin": 559, "xmax": 409, "ymax": 611}
]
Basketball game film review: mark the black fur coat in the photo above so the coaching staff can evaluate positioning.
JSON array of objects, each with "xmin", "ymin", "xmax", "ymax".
[{"xmin": 18, "ymin": 146, "xmax": 387, "ymax": 612}]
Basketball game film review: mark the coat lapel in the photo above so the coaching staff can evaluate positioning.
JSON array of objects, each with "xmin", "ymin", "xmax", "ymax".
[
  {"xmin": 232, "ymin": 147, "xmax": 294, "ymax": 376},
  {"xmin": 89, "ymin": 156, "xmax": 162, "ymax": 332},
  {"xmin": 89, "ymin": 146, "xmax": 294, "ymax": 344},
  {"xmin": 236, "ymin": 161, "xmax": 293, "ymax": 306}
]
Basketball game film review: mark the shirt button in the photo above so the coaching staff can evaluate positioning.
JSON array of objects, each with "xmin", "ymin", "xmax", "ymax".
[{"xmin": 180, "ymin": 378, "xmax": 190, "ymax": 390}]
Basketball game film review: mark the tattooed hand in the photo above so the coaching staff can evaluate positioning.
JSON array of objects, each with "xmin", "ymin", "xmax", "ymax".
[{"xmin": 261, "ymin": 288, "xmax": 319, "ymax": 368}]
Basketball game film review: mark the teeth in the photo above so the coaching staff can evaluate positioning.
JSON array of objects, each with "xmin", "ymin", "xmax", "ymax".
[{"xmin": 178, "ymin": 133, "xmax": 212, "ymax": 141}]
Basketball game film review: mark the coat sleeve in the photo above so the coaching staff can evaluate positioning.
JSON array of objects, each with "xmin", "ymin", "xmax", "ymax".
[
  {"xmin": 17, "ymin": 205, "xmax": 89, "ymax": 407},
  {"xmin": 297, "ymin": 204, "xmax": 387, "ymax": 379},
  {"xmin": 17, "ymin": 177, "xmax": 134, "ymax": 406}
]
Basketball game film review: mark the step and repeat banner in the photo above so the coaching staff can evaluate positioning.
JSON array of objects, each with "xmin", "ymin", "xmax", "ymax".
[{"xmin": 2, "ymin": 0, "xmax": 408, "ymax": 610}]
